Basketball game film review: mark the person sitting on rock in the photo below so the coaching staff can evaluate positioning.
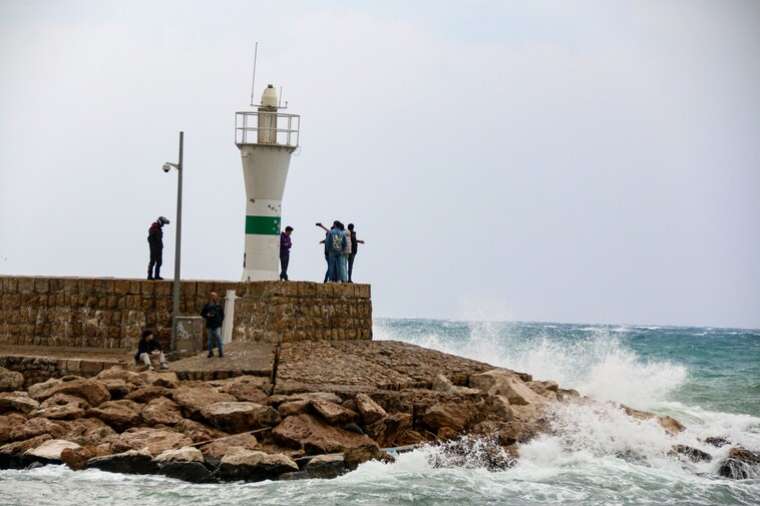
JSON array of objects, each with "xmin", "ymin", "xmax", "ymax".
[{"xmin": 134, "ymin": 328, "xmax": 168, "ymax": 371}]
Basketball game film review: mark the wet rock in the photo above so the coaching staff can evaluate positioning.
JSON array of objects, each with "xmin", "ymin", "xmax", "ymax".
[
  {"xmin": 717, "ymin": 447, "xmax": 760, "ymax": 480},
  {"xmin": 87, "ymin": 399, "xmax": 143, "ymax": 431},
  {"xmin": 126, "ymin": 386, "xmax": 173, "ymax": 403},
  {"xmin": 273, "ymin": 414, "xmax": 377, "ymax": 454},
  {"xmin": 111, "ymin": 427, "xmax": 193, "ymax": 457},
  {"xmin": 201, "ymin": 433, "xmax": 259, "ymax": 462},
  {"xmin": 0, "ymin": 367, "xmax": 24, "ymax": 392},
  {"xmin": 218, "ymin": 448, "xmax": 298, "ymax": 481},
  {"xmin": 32, "ymin": 393, "xmax": 89, "ymax": 420},
  {"xmin": 0, "ymin": 434, "xmax": 52, "ymax": 469},
  {"xmin": 87, "ymin": 449, "xmax": 159, "ymax": 475},
  {"xmin": 173, "ymin": 418, "xmax": 228, "ymax": 444},
  {"xmin": 422, "ymin": 400, "xmax": 479, "ymax": 433},
  {"xmin": 61, "ymin": 445, "xmax": 103, "ymax": 470},
  {"xmin": 0, "ymin": 392, "xmax": 39, "ymax": 414},
  {"xmin": 278, "ymin": 400, "xmax": 311, "ymax": 418},
  {"xmin": 201, "ymin": 401, "xmax": 280, "ymax": 433},
  {"xmin": 556, "ymin": 388, "xmax": 581, "ymax": 402},
  {"xmin": 482, "ymin": 395, "xmax": 514, "ymax": 422},
  {"xmin": 310, "ymin": 399, "xmax": 357, "ymax": 425},
  {"xmin": 429, "ymin": 436, "xmax": 517, "ymax": 471},
  {"xmin": 343, "ymin": 443, "xmax": 393, "ymax": 470},
  {"xmin": 471, "ymin": 420, "xmax": 528, "ymax": 446},
  {"xmin": 470, "ymin": 370, "xmax": 544, "ymax": 406},
  {"xmin": 154, "ymin": 446, "xmax": 214, "ymax": 482},
  {"xmin": 302, "ymin": 453, "xmax": 346, "ymax": 479},
  {"xmin": 354, "ymin": 394, "xmax": 387, "ymax": 425},
  {"xmin": 28, "ymin": 378, "xmax": 111, "ymax": 407},
  {"xmin": 705, "ymin": 436, "xmax": 730, "ymax": 448},
  {"xmin": 366, "ymin": 413, "xmax": 422, "ymax": 447},
  {"xmin": 172, "ymin": 386, "xmax": 236, "ymax": 417},
  {"xmin": 621, "ymin": 405, "xmax": 685, "ymax": 435},
  {"xmin": 670, "ymin": 444, "xmax": 712, "ymax": 463},
  {"xmin": 25, "ymin": 439, "xmax": 80, "ymax": 463},
  {"xmin": 142, "ymin": 397, "xmax": 183, "ymax": 425}
]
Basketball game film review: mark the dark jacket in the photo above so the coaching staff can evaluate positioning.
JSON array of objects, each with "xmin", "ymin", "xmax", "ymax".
[
  {"xmin": 201, "ymin": 302, "xmax": 224, "ymax": 329},
  {"xmin": 148, "ymin": 222, "xmax": 163, "ymax": 250},
  {"xmin": 280, "ymin": 232, "xmax": 292, "ymax": 256},
  {"xmin": 134, "ymin": 338, "xmax": 161, "ymax": 362}
]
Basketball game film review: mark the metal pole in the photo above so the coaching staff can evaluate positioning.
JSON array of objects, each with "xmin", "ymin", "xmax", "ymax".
[{"xmin": 171, "ymin": 131, "xmax": 184, "ymax": 352}]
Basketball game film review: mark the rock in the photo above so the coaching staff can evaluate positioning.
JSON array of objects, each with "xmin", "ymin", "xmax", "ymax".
[
  {"xmin": 87, "ymin": 399, "xmax": 143, "ymax": 430},
  {"xmin": 142, "ymin": 397, "xmax": 183, "ymax": 425},
  {"xmin": 528, "ymin": 381, "xmax": 559, "ymax": 400},
  {"xmin": 172, "ymin": 386, "xmax": 236, "ymax": 416},
  {"xmin": 621, "ymin": 405, "xmax": 685, "ymax": 435},
  {"xmin": 717, "ymin": 447, "xmax": 760, "ymax": 479},
  {"xmin": 25, "ymin": 439, "xmax": 80, "ymax": 462},
  {"xmin": 9, "ymin": 417, "xmax": 67, "ymax": 442},
  {"xmin": 669, "ymin": 444, "xmax": 712, "ymax": 463},
  {"xmin": 556, "ymin": 388, "xmax": 581, "ymax": 401},
  {"xmin": 101, "ymin": 379, "xmax": 132, "ymax": 399},
  {"xmin": 705, "ymin": 436, "xmax": 730, "ymax": 448},
  {"xmin": 126, "ymin": 386, "xmax": 173, "ymax": 403},
  {"xmin": 422, "ymin": 400, "xmax": 479, "ymax": 433},
  {"xmin": 0, "ymin": 367, "xmax": 24, "ymax": 392},
  {"xmin": 482, "ymin": 395, "xmax": 514, "ymax": 422},
  {"xmin": 219, "ymin": 448, "xmax": 299, "ymax": 481},
  {"xmin": 155, "ymin": 446, "xmax": 204, "ymax": 464},
  {"xmin": 0, "ymin": 413, "xmax": 27, "ymax": 444},
  {"xmin": 111, "ymin": 427, "xmax": 193, "ymax": 457},
  {"xmin": 0, "ymin": 392, "xmax": 39, "ymax": 414},
  {"xmin": 429, "ymin": 436, "xmax": 517, "ymax": 471},
  {"xmin": 201, "ymin": 433, "xmax": 259, "ymax": 462},
  {"xmin": 354, "ymin": 394, "xmax": 387, "ymax": 425},
  {"xmin": 173, "ymin": 418, "xmax": 228, "ymax": 444},
  {"xmin": 87, "ymin": 449, "xmax": 159, "ymax": 475},
  {"xmin": 60, "ymin": 417, "xmax": 117, "ymax": 447},
  {"xmin": 303, "ymin": 453, "xmax": 346, "ymax": 479},
  {"xmin": 273, "ymin": 414, "xmax": 377, "ymax": 454},
  {"xmin": 0, "ymin": 434, "xmax": 52, "ymax": 469},
  {"xmin": 139, "ymin": 370, "xmax": 179, "ymax": 389},
  {"xmin": 28, "ymin": 378, "xmax": 111, "ymax": 407},
  {"xmin": 268, "ymin": 392, "xmax": 342, "ymax": 406},
  {"xmin": 343, "ymin": 443, "xmax": 393, "ymax": 470},
  {"xmin": 278, "ymin": 400, "xmax": 311, "ymax": 418},
  {"xmin": 366, "ymin": 413, "xmax": 418, "ymax": 447},
  {"xmin": 201, "ymin": 401, "xmax": 280, "ymax": 433},
  {"xmin": 154, "ymin": 445, "xmax": 214, "ymax": 482},
  {"xmin": 33, "ymin": 393, "xmax": 89, "ymax": 420},
  {"xmin": 432, "ymin": 374, "xmax": 455, "ymax": 392},
  {"xmin": 61, "ymin": 445, "xmax": 102, "ymax": 470},
  {"xmin": 310, "ymin": 399, "xmax": 358, "ymax": 425},
  {"xmin": 472, "ymin": 420, "xmax": 529, "ymax": 446},
  {"xmin": 219, "ymin": 378, "xmax": 269, "ymax": 403},
  {"xmin": 96, "ymin": 367, "xmax": 145, "ymax": 386},
  {"xmin": 470, "ymin": 370, "xmax": 544, "ymax": 406}
]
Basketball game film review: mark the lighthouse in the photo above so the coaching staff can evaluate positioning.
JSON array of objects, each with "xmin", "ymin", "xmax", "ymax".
[{"xmin": 235, "ymin": 84, "xmax": 300, "ymax": 281}]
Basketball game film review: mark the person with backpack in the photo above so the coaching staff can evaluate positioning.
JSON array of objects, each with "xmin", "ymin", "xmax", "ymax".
[
  {"xmin": 326, "ymin": 221, "xmax": 347, "ymax": 282},
  {"xmin": 339, "ymin": 222, "xmax": 351, "ymax": 282},
  {"xmin": 147, "ymin": 216, "xmax": 170, "ymax": 280},
  {"xmin": 347, "ymin": 223, "xmax": 365, "ymax": 283},
  {"xmin": 200, "ymin": 292, "xmax": 224, "ymax": 358}
]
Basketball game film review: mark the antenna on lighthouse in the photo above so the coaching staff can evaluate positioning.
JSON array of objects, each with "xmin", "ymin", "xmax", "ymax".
[{"xmin": 249, "ymin": 41, "xmax": 259, "ymax": 107}]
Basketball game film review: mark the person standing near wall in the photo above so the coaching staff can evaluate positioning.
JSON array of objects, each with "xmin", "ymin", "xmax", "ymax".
[
  {"xmin": 280, "ymin": 226, "xmax": 294, "ymax": 281},
  {"xmin": 200, "ymin": 292, "xmax": 224, "ymax": 358},
  {"xmin": 147, "ymin": 216, "xmax": 170, "ymax": 280},
  {"xmin": 347, "ymin": 223, "xmax": 365, "ymax": 283}
]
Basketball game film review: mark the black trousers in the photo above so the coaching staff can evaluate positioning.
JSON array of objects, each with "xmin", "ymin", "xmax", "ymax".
[
  {"xmin": 280, "ymin": 251, "xmax": 290, "ymax": 280},
  {"xmin": 348, "ymin": 253, "xmax": 356, "ymax": 282},
  {"xmin": 148, "ymin": 247, "xmax": 162, "ymax": 278}
]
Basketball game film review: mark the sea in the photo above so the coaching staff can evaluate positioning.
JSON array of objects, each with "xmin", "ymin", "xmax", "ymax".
[{"xmin": 1, "ymin": 320, "xmax": 759, "ymax": 505}]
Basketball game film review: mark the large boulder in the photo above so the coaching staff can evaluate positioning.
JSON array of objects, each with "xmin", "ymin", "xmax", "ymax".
[
  {"xmin": 273, "ymin": 414, "xmax": 377, "ymax": 454},
  {"xmin": 100, "ymin": 379, "xmax": 132, "ymax": 399},
  {"xmin": 201, "ymin": 432, "xmax": 259, "ymax": 462},
  {"xmin": 8, "ymin": 417, "xmax": 67, "ymax": 443},
  {"xmin": 61, "ymin": 445, "xmax": 106, "ymax": 470},
  {"xmin": 0, "ymin": 392, "xmax": 39, "ymax": 414},
  {"xmin": 470, "ymin": 370, "xmax": 545, "ymax": 406},
  {"xmin": 621, "ymin": 405, "xmax": 685, "ymax": 435},
  {"xmin": 154, "ymin": 446, "xmax": 214, "ymax": 483},
  {"xmin": 278, "ymin": 400, "xmax": 311, "ymax": 418},
  {"xmin": 96, "ymin": 367, "xmax": 146, "ymax": 386},
  {"xmin": 142, "ymin": 397, "xmax": 183, "ymax": 425},
  {"xmin": 25, "ymin": 439, "xmax": 80, "ymax": 463},
  {"xmin": 111, "ymin": 427, "xmax": 193, "ymax": 457},
  {"xmin": 303, "ymin": 453, "xmax": 346, "ymax": 479},
  {"xmin": 60, "ymin": 417, "xmax": 117, "ymax": 447},
  {"xmin": 0, "ymin": 413, "xmax": 27, "ymax": 444},
  {"xmin": 32, "ymin": 394, "xmax": 89, "ymax": 420},
  {"xmin": 172, "ymin": 386, "xmax": 236, "ymax": 416},
  {"xmin": 268, "ymin": 392, "xmax": 342, "ymax": 406},
  {"xmin": 139, "ymin": 371, "xmax": 179, "ymax": 389},
  {"xmin": 28, "ymin": 378, "xmax": 111, "ymax": 407},
  {"xmin": 717, "ymin": 447, "xmax": 760, "ymax": 479},
  {"xmin": 173, "ymin": 418, "xmax": 228, "ymax": 444},
  {"xmin": 310, "ymin": 399, "xmax": 357, "ymax": 425},
  {"xmin": 422, "ymin": 400, "xmax": 480, "ymax": 434},
  {"xmin": 87, "ymin": 399, "xmax": 143, "ymax": 431},
  {"xmin": 126, "ymin": 386, "xmax": 173, "ymax": 404},
  {"xmin": 366, "ymin": 412, "xmax": 424, "ymax": 447},
  {"xmin": 87, "ymin": 449, "xmax": 158, "ymax": 475},
  {"xmin": 218, "ymin": 448, "xmax": 298, "ymax": 481},
  {"xmin": 218, "ymin": 377, "xmax": 270, "ymax": 403},
  {"xmin": 0, "ymin": 434, "xmax": 51, "ymax": 469},
  {"xmin": 200, "ymin": 401, "xmax": 280, "ymax": 433},
  {"xmin": 0, "ymin": 368, "xmax": 24, "ymax": 392},
  {"xmin": 354, "ymin": 394, "xmax": 387, "ymax": 425},
  {"xmin": 343, "ymin": 444, "xmax": 394, "ymax": 470}
]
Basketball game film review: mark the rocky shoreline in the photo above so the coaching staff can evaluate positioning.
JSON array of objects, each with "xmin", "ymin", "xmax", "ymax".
[{"xmin": 1, "ymin": 341, "xmax": 757, "ymax": 482}]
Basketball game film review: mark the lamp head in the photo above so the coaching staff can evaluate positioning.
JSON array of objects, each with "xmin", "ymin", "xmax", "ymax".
[{"xmin": 162, "ymin": 163, "xmax": 173, "ymax": 173}]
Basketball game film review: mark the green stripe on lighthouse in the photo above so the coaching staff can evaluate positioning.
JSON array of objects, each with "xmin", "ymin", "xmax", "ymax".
[{"xmin": 245, "ymin": 216, "xmax": 281, "ymax": 235}]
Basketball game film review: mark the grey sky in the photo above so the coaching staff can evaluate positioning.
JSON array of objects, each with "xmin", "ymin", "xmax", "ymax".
[{"xmin": 1, "ymin": 0, "xmax": 758, "ymax": 328}]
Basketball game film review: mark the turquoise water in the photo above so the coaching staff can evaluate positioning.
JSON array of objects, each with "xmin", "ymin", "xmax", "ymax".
[{"xmin": 1, "ymin": 320, "xmax": 759, "ymax": 505}]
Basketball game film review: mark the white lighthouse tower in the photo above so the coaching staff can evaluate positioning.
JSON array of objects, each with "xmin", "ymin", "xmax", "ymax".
[{"xmin": 235, "ymin": 84, "xmax": 300, "ymax": 281}]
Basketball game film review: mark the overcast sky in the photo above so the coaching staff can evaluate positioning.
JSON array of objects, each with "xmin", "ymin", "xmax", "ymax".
[{"xmin": 1, "ymin": 0, "xmax": 758, "ymax": 328}]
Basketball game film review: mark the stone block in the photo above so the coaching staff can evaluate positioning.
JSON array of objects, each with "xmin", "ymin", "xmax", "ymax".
[{"xmin": 18, "ymin": 277, "xmax": 34, "ymax": 294}]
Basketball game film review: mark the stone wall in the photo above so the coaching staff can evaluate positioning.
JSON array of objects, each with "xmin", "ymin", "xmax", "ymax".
[{"xmin": 0, "ymin": 276, "xmax": 372, "ymax": 351}]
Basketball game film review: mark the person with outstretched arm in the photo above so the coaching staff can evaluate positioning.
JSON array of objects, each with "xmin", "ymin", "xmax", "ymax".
[
  {"xmin": 316, "ymin": 222, "xmax": 331, "ymax": 283},
  {"xmin": 347, "ymin": 223, "xmax": 365, "ymax": 283}
]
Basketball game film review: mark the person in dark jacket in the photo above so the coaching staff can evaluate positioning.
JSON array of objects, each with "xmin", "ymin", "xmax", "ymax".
[
  {"xmin": 147, "ymin": 216, "xmax": 170, "ymax": 280},
  {"xmin": 347, "ymin": 223, "xmax": 365, "ymax": 283},
  {"xmin": 134, "ymin": 328, "xmax": 168, "ymax": 370},
  {"xmin": 279, "ymin": 226, "xmax": 294, "ymax": 281},
  {"xmin": 200, "ymin": 292, "xmax": 224, "ymax": 358}
]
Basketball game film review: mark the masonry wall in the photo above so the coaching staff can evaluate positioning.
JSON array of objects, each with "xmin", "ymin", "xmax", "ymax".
[{"xmin": 0, "ymin": 276, "xmax": 372, "ymax": 351}]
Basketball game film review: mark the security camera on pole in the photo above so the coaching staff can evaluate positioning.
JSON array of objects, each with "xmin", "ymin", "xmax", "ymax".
[{"xmin": 235, "ymin": 85, "xmax": 300, "ymax": 281}]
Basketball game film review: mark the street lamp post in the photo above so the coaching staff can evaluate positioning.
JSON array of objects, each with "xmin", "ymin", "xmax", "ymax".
[{"xmin": 163, "ymin": 131, "xmax": 184, "ymax": 352}]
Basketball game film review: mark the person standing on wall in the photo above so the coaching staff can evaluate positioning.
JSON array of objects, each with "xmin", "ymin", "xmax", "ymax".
[
  {"xmin": 147, "ymin": 216, "xmax": 170, "ymax": 280},
  {"xmin": 347, "ymin": 223, "xmax": 365, "ymax": 283},
  {"xmin": 327, "ymin": 221, "xmax": 347, "ymax": 282},
  {"xmin": 200, "ymin": 292, "xmax": 224, "ymax": 358},
  {"xmin": 316, "ymin": 222, "xmax": 332, "ymax": 283},
  {"xmin": 280, "ymin": 226, "xmax": 294, "ymax": 281}
]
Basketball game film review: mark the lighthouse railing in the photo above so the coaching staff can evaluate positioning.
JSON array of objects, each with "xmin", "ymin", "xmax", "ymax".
[{"xmin": 235, "ymin": 111, "xmax": 300, "ymax": 147}]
